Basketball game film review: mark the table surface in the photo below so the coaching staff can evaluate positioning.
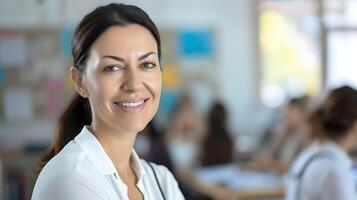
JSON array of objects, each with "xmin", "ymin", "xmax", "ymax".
[{"xmin": 195, "ymin": 163, "xmax": 357, "ymax": 199}]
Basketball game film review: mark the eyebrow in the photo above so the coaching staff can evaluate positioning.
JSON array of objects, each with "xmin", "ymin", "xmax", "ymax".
[{"xmin": 101, "ymin": 52, "xmax": 156, "ymax": 62}]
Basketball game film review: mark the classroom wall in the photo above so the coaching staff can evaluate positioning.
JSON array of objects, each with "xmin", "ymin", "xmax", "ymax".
[{"xmin": 0, "ymin": 0, "xmax": 271, "ymax": 152}]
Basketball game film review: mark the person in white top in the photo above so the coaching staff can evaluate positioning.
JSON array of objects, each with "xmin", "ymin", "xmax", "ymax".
[
  {"xmin": 285, "ymin": 86, "xmax": 357, "ymax": 200},
  {"xmin": 32, "ymin": 3, "xmax": 184, "ymax": 200}
]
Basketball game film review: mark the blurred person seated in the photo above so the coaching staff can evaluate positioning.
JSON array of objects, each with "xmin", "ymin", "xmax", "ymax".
[
  {"xmin": 135, "ymin": 121, "xmax": 174, "ymax": 172},
  {"xmin": 137, "ymin": 121, "xmax": 212, "ymax": 200},
  {"xmin": 165, "ymin": 94, "xmax": 214, "ymax": 200},
  {"xmin": 166, "ymin": 94, "xmax": 205, "ymax": 171},
  {"xmin": 285, "ymin": 85, "xmax": 357, "ymax": 200},
  {"xmin": 249, "ymin": 97, "xmax": 310, "ymax": 174},
  {"xmin": 175, "ymin": 101, "xmax": 238, "ymax": 200},
  {"xmin": 173, "ymin": 101, "xmax": 288, "ymax": 200},
  {"xmin": 199, "ymin": 101, "xmax": 235, "ymax": 167}
]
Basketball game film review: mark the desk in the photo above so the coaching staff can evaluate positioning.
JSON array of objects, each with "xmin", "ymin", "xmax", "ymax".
[{"xmin": 194, "ymin": 163, "xmax": 284, "ymax": 199}]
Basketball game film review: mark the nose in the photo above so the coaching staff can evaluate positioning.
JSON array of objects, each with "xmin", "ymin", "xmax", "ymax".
[{"xmin": 121, "ymin": 67, "xmax": 142, "ymax": 93}]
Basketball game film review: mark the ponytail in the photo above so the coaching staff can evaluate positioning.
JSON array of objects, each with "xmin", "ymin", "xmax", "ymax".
[{"xmin": 37, "ymin": 94, "xmax": 91, "ymax": 173}]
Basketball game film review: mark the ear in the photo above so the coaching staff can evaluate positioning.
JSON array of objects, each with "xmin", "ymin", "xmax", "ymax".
[{"xmin": 70, "ymin": 67, "xmax": 88, "ymax": 98}]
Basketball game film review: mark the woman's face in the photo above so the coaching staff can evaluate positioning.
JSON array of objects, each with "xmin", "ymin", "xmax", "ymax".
[
  {"xmin": 284, "ymin": 105, "xmax": 304, "ymax": 129},
  {"xmin": 74, "ymin": 24, "xmax": 161, "ymax": 135}
]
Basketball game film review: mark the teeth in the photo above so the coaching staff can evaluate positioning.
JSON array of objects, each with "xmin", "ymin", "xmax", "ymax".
[{"xmin": 120, "ymin": 101, "xmax": 144, "ymax": 107}]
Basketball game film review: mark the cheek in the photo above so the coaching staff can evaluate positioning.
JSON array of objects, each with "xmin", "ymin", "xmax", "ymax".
[
  {"xmin": 87, "ymin": 74, "xmax": 114, "ymax": 95},
  {"xmin": 144, "ymin": 71, "xmax": 161, "ymax": 94},
  {"xmin": 151, "ymin": 73, "xmax": 162, "ymax": 97},
  {"xmin": 145, "ymin": 73, "xmax": 161, "ymax": 115},
  {"xmin": 86, "ymin": 75, "xmax": 118, "ymax": 107}
]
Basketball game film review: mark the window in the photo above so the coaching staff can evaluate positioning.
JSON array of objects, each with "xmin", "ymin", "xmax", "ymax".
[
  {"xmin": 259, "ymin": 0, "xmax": 321, "ymax": 107},
  {"xmin": 325, "ymin": 0, "xmax": 357, "ymax": 88}
]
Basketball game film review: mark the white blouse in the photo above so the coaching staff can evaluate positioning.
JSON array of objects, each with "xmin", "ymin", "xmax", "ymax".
[
  {"xmin": 32, "ymin": 126, "xmax": 184, "ymax": 200},
  {"xmin": 285, "ymin": 140, "xmax": 357, "ymax": 200}
]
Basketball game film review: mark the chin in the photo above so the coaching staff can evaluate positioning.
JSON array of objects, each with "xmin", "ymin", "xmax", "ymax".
[{"xmin": 121, "ymin": 122, "xmax": 149, "ymax": 134}]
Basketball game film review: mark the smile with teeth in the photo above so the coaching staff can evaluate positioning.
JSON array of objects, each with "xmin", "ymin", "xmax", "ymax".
[
  {"xmin": 120, "ymin": 101, "xmax": 144, "ymax": 107},
  {"xmin": 114, "ymin": 99, "xmax": 148, "ymax": 110}
]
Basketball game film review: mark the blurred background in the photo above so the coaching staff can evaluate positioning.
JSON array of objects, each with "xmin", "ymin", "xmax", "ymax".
[{"xmin": 0, "ymin": 0, "xmax": 356, "ymax": 199}]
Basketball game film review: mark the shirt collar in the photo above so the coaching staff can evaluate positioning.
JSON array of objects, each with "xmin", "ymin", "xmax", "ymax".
[
  {"xmin": 131, "ymin": 149, "xmax": 146, "ymax": 180},
  {"xmin": 74, "ymin": 126, "xmax": 146, "ymax": 179}
]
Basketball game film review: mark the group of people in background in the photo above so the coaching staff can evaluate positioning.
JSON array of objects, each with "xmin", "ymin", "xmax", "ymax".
[{"xmin": 137, "ymin": 85, "xmax": 357, "ymax": 200}]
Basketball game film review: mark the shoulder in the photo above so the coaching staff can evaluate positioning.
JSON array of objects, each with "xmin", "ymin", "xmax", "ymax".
[
  {"xmin": 304, "ymin": 156, "xmax": 335, "ymax": 178},
  {"xmin": 305, "ymin": 147, "xmax": 350, "ymax": 179},
  {"xmin": 32, "ymin": 172, "xmax": 105, "ymax": 200},
  {"xmin": 317, "ymin": 162, "xmax": 357, "ymax": 199},
  {"xmin": 302, "ymin": 150, "xmax": 353, "ymax": 190},
  {"xmin": 40, "ymin": 141, "xmax": 88, "ymax": 177},
  {"xmin": 33, "ymin": 142, "xmax": 103, "ymax": 199},
  {"xmin": 320, "ymin": 161, "xmax": 353, "ymax": 183}
]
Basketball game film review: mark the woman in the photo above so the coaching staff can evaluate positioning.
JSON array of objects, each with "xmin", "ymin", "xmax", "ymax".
[
  {"xmin": 252, "ymin": 97, "xmax": 309, "ymax": 174},
  {"xmin": 140, "ymin": 122, "xmax": 174, "ymax": 173},
  {"xmin": 285, "ymin": 86, "xmax": 357, "ymax": 200},
  {"xmin": 32, "ymin": 3, "xmax": 184, "ymax": 200},
  {"xmin": 166, "ymin": 94, "xmax": 205, "ymax": 170},
  {"xmin": 200, "ymin": 101, "xmax": 234, "ymax": 166}
]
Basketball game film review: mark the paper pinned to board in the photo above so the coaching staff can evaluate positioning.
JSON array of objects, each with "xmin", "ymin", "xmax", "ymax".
[
  {"xmin": 0, "ymin": 32, "xmax": 28, "ymax": 67},
  {"xmin": 4, "ymin": 88, "xmax": 34, "ymax": 122}
]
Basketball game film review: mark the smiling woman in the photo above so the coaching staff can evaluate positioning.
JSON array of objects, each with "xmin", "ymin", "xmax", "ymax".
[
  {"xmin": 31, "ymin": 3, "xmax": 184, "ymax": 200},
  {"xmin": 77, "ymin": 24, "xmax": 161, "ymax": 136}
]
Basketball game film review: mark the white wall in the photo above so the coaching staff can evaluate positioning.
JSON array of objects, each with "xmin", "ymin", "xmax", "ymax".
[{"xmin": 0, "ymin": 0, "xmax": 272, "ymax": 151}]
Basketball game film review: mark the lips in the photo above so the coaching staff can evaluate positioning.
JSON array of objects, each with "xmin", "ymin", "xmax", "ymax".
[
  {"xmin": 113, "ymin": 98, "xmax": 149, "ymax": 112},
  {"xmin": 118, "ymin": 100, "xmax": 145, "ymax": 107}
]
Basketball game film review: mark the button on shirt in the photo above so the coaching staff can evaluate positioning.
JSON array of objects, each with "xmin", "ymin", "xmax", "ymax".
[
  {"xmin": 285, "ymin": 140, "xmax": 357, "ymax": 200},
  {"xmin": 32, "ymin": 126, "xmax": 185, "ymax": 200}
]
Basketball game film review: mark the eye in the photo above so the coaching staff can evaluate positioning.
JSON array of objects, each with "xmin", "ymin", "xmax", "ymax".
[
  {"xmin": 141, "ymin": 62, "xmax": 157, "ymax": 69},
  {"xmin": 103, "ymin": 64, "xmax": 123, "ymax": 72}
]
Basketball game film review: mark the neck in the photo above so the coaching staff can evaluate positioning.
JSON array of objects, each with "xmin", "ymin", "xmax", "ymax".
[
  {"xmin": 334, "ymin": 133, "xmax": 354, "ymax": 152},
  {"xmin": 90, "ymin": 122, "xmax": 137, "ymax": 176}
]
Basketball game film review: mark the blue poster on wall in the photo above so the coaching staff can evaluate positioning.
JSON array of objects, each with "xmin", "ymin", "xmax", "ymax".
[
  {"xmin": 59, "ymin": 27, "xmax": 74, "ymax": 58},
  {"xmin": 177, "ymin": 29, "xmax": 214, "ymax": 58}
]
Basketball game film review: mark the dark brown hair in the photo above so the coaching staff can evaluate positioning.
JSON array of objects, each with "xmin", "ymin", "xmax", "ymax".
[
  {"xmin": 309, "ymin": 86, "xmax": 357, "ymax": 141},
  {"xmin": 37, "ymin": 3, "xmax": 161, "ymax": 172},
  {"xmin": 287, "ymin": 96, "xmax": 309, "ymax": 113},
  {"xmin": 200, "ymin": 101, "xmax": 234, "ymax": 166}
]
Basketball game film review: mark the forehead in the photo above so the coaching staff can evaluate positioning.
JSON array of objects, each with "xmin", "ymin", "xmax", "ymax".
[{"xmin": 90, "ymin": 24, "xmax": 157, "ymax": 56}]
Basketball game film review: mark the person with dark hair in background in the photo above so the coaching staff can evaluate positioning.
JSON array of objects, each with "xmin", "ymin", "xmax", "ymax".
[
  {"xmin": 139, "ymin": 122, "xmax": 174, "ymax": 173},
  {"xmin": 285, "ymin": 86, "xmax": 357, "ymax": 200},
  {"xmin": 200, "ymin": 101, "xmax": 235, "ymax": 166},
  {"xmin": 32, "ymin": 3, "xmax": 184, "ymax": 200},
  {"xmin": 173, "ymin": 101, "xmax": 237, "ymax": 200},
  {"xmin": 166, "ymin": 94, "xmax": 205, "ymax": 171}
]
